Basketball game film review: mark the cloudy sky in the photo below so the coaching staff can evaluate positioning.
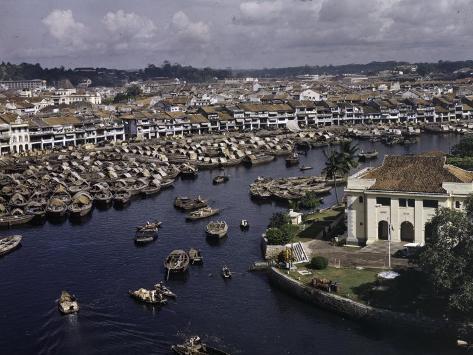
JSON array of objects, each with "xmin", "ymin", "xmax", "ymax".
[{"xmin": 0, "ymin": 0, "xmax": 471, "ymax": 69}]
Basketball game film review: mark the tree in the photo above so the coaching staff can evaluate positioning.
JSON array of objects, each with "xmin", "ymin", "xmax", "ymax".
[
  {"xmin": 266, "ymin": 228, "xmax": 289, "ymax": 245},
  {"xmin": 417, "ymin": 207, "xmax": 473, "ymax": 313},
  {"xmin": 451, "ymin": 135, "xmax": 473, "ymax": 157},
  {"xmin": 299, "ymin": 192, "xmax": 321, "ymax": 210},
  {"xmin": 268, "ymin": 212, "xmax": 290, "ymax": 229}
]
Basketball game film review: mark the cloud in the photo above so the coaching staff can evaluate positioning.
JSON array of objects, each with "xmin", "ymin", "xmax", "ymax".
[
  {"xmin": 171, "ymin": 11, "xmax": 210, "ymax": 43},
  {"xmin": 102, "ymin": 10, "xmax": 157, "ymax": 41},
  {"xmin": 238, "ymin": 0, "xmax": 284, "ymax": 23},
  {"xmin": 42, "ymin": 9, "xmax": 88, "ymax": 48}
]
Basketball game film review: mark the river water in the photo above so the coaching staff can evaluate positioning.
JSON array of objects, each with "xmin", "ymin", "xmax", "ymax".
[{"xmin": 0, "ymin": 134, "xmax": 464, "ymax": 355}]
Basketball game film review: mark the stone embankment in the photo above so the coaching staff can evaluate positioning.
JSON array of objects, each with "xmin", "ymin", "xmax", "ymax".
[{"xmin": 268, "ymin": 266, "xmax": 473, "ymax": 343}]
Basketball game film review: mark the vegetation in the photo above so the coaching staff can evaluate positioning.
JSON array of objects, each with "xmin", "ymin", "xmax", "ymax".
[
  {"xmin": 446, "ymin": 136, "xmax": 473, "ymax": 170},
  {"xmin": 322, "ymin": 142, "xmax": 358, "ymax": 204},
  {"xmin": 266, "ymin": 228, "xmax": 288, "ymax": 245},
  {"xmin": 280, "ymin": 224, "xmax": 300, "ymax": 241},
  {"xmin": 268, "ymin": 212, "xmax": 290, "ymax": 229},
  {"xmin": 310, "ymin": 256, "xmax": 328, "ymax": 270},
  {"xmin": 298, "ymin": 192, "xmax": 321, "ymax": 210},
  {"xmin": 0, "ymin": 61, "xmax": 230, "ymax": 86},
  {"xmin": 113, "ymin": 85, "xmax": 143, "ymax": 103}
]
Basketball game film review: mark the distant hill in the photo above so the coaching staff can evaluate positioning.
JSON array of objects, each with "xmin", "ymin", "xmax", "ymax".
[{"xmin": 1, "ymin": 60, "xmax": 472, "ymax": 86}]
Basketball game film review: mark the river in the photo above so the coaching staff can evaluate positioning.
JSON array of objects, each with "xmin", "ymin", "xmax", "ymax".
[{"xmin": 0, "ymin": 133, "xmax": 464, "ymax": 355}]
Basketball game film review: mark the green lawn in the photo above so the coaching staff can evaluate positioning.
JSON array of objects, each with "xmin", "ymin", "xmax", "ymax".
[
  {"xmin": 288, "ymin": 265, "xmax": 378, "ymax": 302},
  {"xmin": 294, "ymin": 206, "xmax": 345, "ymax": 241}
]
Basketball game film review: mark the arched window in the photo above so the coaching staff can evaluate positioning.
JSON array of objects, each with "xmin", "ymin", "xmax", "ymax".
[{"xmin": 456, "ymin": 201, "xmax": 461, "ymax": 209}]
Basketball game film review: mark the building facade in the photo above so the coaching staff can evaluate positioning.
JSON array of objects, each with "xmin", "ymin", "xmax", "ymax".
[{"xmin": 345, "ymin": 154, "xmax": 473, "ymax": 246}]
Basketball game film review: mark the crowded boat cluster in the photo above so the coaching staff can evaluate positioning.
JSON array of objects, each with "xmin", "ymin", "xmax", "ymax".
[{"xmin": 249, "ymin": 175, "xmax": 343, "ymax": 202}]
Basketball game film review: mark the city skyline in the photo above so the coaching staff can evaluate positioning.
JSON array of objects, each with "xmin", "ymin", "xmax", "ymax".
[{"xmin": 1, "ymin": 0, "xmax": 472, "ymax": 69}]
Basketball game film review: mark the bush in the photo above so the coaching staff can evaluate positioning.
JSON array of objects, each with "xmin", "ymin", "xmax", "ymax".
[
  {"xmin": 266, "ymin": 228, "xmax": 285, "ymax": 245},
  {"xmin": 310, "ymin": 256, "xmax": 328, "ymax": 270},
  {"xmin": 268, "ymin": 212, "xmax": 290, "ymax": 229},
  {"xmin": 299, "ymin": 192, "xmax": 321, "ymax": 210},
  {"xmin": 280, "ymin": 223, "xmax": 299, "ymax": 242}
]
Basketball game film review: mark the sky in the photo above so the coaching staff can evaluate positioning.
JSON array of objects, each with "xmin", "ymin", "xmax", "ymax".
[{"xmin": 0, "ymin": 0, "xmax": 472, "ymax": 69}]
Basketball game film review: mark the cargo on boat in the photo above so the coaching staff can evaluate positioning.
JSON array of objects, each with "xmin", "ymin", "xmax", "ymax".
[
  {"xmin": 68, "ymin": 191, "xmax": 93, "ymax": 217},
  {"xmin": 171, "ymin": 336, "xmax": 230, "ymax": 355},
  {"xmin": 205, "ymin": 221, "xmax": 228, "ymax": 238},
  {"xmin": 285, "ymin": 152, "xmax": 299, "ymax": 166},
  {"xmin": 212, "ymin": 175, "xmax": 229, "ymax": 185},
  {"xmin": 358, "ymin": 150, "xmax": 378, "ymax": 160},
  {"xmin": 0, "ymin": 235, "xmax": 22, "ymax": 256},
  {"xmin": 186, "ymin": 207, "xmax": 220, "ymax": 221},
  {"xmin": 135, "ymin": 221, "xmax": 161, "ymax": 244},
  {"xmin": 128, "ymin": 288, "xmax": 167, "ymax": 305},
  {"xmin": 188, "ymin": 248, "xmax": 203, "ymax": 264},
  {"xmin": 154, "ymin": 281, "xmax": 177, "ymax": 298},
  {"xmin": 46, "ymin": 198, "xmax": 68, "ymax": 218},
  {"xmin": 174, "ymin": 196, "xmax": 208, "ymax": 211},
  {"xmin": 58, "ymin": 291, "xmax": 79, "ymax": 315},
  {"xmin": 164, "ymin": 249, "xmax": 190, "ymax": 274},
  {"xmin": 243, "ymin": 154, "xmax": 275, "ymax": 166},
  {"xmin": 113, "ymin": 190, "xmax": 131, "ymax": 207}
]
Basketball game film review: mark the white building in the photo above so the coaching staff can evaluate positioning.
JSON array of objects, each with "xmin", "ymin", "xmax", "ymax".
[
  {"xmin": 299, "ymin": 89, "xmax": 322, "ymax": 101},
  {"xmin": 345, "ymin": 154, "xmax": 473, "ymax": 246}
]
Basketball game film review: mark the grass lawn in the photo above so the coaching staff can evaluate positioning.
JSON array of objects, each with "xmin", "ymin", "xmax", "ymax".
[
  {"xmin": 294, "ymin": 206, "xmax": 345, "ymax": 242},
  {"xmin": 288, "ymin": 265, "xmax": 378, "ymax": 302}
]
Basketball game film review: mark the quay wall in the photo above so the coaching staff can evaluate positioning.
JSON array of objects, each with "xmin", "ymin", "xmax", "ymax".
[{"xmin": 268, "ymin": 267, "xmax": 473, "ymax": 342}]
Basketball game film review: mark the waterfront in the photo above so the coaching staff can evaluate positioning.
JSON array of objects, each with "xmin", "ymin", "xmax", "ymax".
[{"xmin": 0, "ymin": 134, "xmax": 464, "ymax": 355}]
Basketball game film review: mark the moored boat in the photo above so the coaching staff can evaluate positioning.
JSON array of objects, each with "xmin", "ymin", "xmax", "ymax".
[
  {"xmin": 171, "ymin": 336, "xmax": 230, "ymax": 355},
  {"xmin": 68, "ymin": 191, "xmax": 93, "ymax": 217},
  {"xmin": 222, "ymin": 266, "xmax": 232, "ymax": 279},
  {"xmin": 299, "ymin": 165, "xmax": 313, "ymax": 171},
  {"xmin": 205, "ymin": 221, "xmax": 228, "ymax": 238},
  {"xmin": 212, "ymin": 175, "xmax": 229, "ymax": 185},
  {"xmin": 174, "ymin": 196, "xmax": 208, "ymax": 211},
  {"xmin": 0, "ymin": 235, "xmax": 22, "ymax": 256},
  {"xmin": 164, "ymin": 249, "xmax": 190, "ymax": 275},
  {"xmin": 154, "ymin": 281, "xmax": 177, "ymax": 298},
  {"xmin": 58, "ymin": 291, "xmax": 79, "ymax": 315},
  {"xmin": 243, "ymin": 154, "xmax": 275, "ymax": 166},
  {"xmin": 0, "ymin": 208, "xmax": 34, "ymax": 227},
  {"xmin": 358, "ymin": 150, "xmax": 378, "ymax": 160},
  {"xmin": 285, "ymin": 152, "xmax": 299, "ymax": 166},
  {"xmin": 46, "ymin": 198, "xmax": 68, "ymax": 218},
  {"xmin": 135, "ymin": 221, "xmax": 161, "ymax": 244},
  {"xmin": 188, "ymin": 248, "xmax": 203, "ymax": 264},
  {"xmin": 113, "ymin": 190, "xmax": 131, "ymax": 207},
  {"xmin": 240, "ymin": 219, "xmax": 249, "ymax": 230},
  {"xmin": 128, "ymin": 288, "xmax": 167, "ymax": 305},
  {"xmin": 186, "ymin": 207, "xmax": 220, "ymax": 221}
]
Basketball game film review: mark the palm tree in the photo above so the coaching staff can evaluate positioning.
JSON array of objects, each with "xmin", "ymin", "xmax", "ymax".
[
  {"xmin": 322, "ymin": 148, "xmax": 344, "ymax": 205},
  {"xmin": 322, "ymin": 142, "xmax": 359, "ymax": 205}
]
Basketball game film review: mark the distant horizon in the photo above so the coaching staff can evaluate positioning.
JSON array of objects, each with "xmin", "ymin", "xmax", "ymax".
[{"xmin": 2, "ymin": 58, "xmax": 473, "ymax": 72}]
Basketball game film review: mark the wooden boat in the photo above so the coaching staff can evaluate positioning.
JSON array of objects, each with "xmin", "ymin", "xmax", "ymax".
[
  {"xmin": 129, "ymin": 179, "xmax": 148, "ymax": 196},
  {"xmin": 222, "ymin": 266, "xmax": 232, "ymax": 279},
  {"xmin": 0, "ymin": 235, "xmax": 22, "ymax": 256},
  {"xmin": 46, "ymin": 198, "xmax": 67, "ymax": 218},
  {"xmin": 25, "ymin": 201, "xmax": 46, "ymax": 219},
  {"xmin": 180, "ymin": 164, "xmax": 198, "ymax": 178},
  {"xmin": 68, "ymin": 191, "xmax": 93, "ymax": 217},
  {"xmin": 188, "ymin": 248, "xmax": 203, "ymax": 264},
  {"xmin": 171, "ymin": 336, "xmax": 230, "ymax": 355},
  {"xmin": 135, "ymin": 221, "xmax": 161, "ymax": 244},
  {"xmin": 141, "ymin": 183, "xmax": 161, "ymax": 197},
  {"xmin": 285, "ymin": 152, "xmax": 299, "ymax": 166},
  {"xmin": 243, "ymin": 154, "xmax": 275, "ymax": 166},
  {"xmin": 186, "ymin": 207, "xmax": 219, "ymax": 221},
  {"xmin": 358, "ymin": 150, "xmax": 378, "ymax": 160},
  {"xmin": 113, "ymin": 190, "xmax": 131, "ymax": 207},
  {"xmin": 0, "ymin": 208, "xmax": 34, "ymax": 227},
  {"xmin": 94, "ymin": 189, "xmax": 113, "ymax": 206},
  {"xmin": 205, "ymin": 221, "xmax": 228, "ymax": 238},
  {"xmin": 58, "ymin": 291, "xmax": 79, "ymax": 315},
  {"xmin": 154, "ymin": 281, "xmax": 177, "ymax": 298},
  {"xmin": 175, "ymin": 196, "xmax": 208, "ymax": 211},
  {"xmin": 212, "ymin": 175, "xmax": 229, "ymax": 185},
  {"xmin": 128, "ymin": 288, "xmax": 167, "ymax": 305},
  {"xmin": 299, "ymin": 165, "xmax": 313, "ymax": 171},
  {"xmin": 164, "ymin": 249, "xmax": 190, "ymax": 275},
  {"xmin": 240, "ymin": 219, "xmax": 249, "ymax": 230},
  {"xmin": 160, "ymin": 179, "xmax": 174, "ymax": 190}
]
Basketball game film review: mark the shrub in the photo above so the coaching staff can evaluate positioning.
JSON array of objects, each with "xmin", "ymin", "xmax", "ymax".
[
  {"xmin": 268, "ymin": 212, "xmax": 290, "ymax": 229},
  {"xmin": 280, "ymin": 223, "xmax": 300, "ymax": 242},
  {"xmin": 310, "ymin": 256, "xmax": 328, "ymax": 270},
  {"xmin": 299, "ymin": 192, "xmax": 321, "ymax": 210},
  {"xmin": 266, "ymin": 228, "xmax": 285, "ymax": 245}
]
